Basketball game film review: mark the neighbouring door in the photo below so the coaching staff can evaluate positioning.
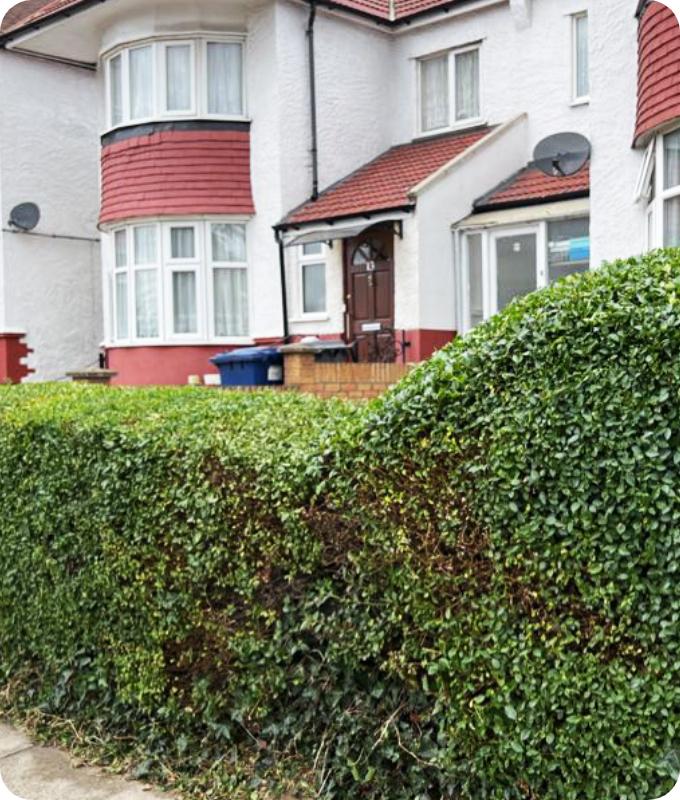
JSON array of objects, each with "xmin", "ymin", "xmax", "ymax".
[{"xmin": 344, "ymin": 225, "xmax": 395, "ymax": 362}]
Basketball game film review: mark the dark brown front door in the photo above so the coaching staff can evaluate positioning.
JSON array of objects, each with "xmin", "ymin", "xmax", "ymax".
[{"xmin": 344, "ymin": 225, "xmax": 395, "ymax": 362}]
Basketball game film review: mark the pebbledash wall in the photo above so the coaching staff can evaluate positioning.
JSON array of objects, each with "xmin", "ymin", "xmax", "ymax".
[{"xmin": 0, "ymin": 49, "xmax": 101, "ymax": 382}]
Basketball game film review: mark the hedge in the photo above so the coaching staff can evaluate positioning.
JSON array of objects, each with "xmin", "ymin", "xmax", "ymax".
[{"xmin": 2, "ymin": 249, "xmax": 680, "ymax": 799}]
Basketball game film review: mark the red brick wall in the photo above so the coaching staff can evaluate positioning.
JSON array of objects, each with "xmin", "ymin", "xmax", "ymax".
[
  {"xmin": 635, "ymin": 2, "xmax": 680, "ymax": 145},
  {"xmin": 100, "ymin": 129, "xmax": 254, "ymax": 224}
]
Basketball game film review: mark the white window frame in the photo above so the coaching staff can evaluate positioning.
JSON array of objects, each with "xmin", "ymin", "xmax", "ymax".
[
  {"xmin": 104, "ymin": 218, "xmax": 252, "ymax": 346},
  {"xmin": 644, "ymin": 127, "xmax": 680, "ymax": 250},
  {"xmin": 417, "ymin": 43, "xmax": 483, "ymax": 138},
  {"xmin": 571, "ymin": 11, "xmax": 590, "ymax": 105},
  {"xmin": 104, "ymin": 34, "xmax": 247, "ymax": 131},
  {"xmin": 456, "ymin": 216, "xmax": 590, "ymax": 333},
  {"xmin": 297, "ymin": 243, "xmax": 328, "ymax": 321}
]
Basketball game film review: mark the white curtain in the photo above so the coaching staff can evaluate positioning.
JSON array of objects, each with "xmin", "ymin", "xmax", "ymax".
[
  {"xmin": 421, "ymin": 55, "xmax": 449, "ymax": 132},
  {"xmin": 575, "ymin": 15, "xmax": 589, "ymax": 98},
  {"xmin": 173, "ymin": 272, "xmax": 197, "ymax": 334},
  {"xmin": 212, "ymin": 223, "xmax": 246, "ymax": 262},
  {"xmin": 115, "ymin": 272, "xmax": 129, "ymax": 339},
  {"xmin": 110, "ymin": 54, "xmax": 123, "ymax": 126},
  {"xmin": 303, "ymin": 263, "xmax": 326, "ymax": 314},
  {"xmin": 214, "ymin": 268, "xmax": 248, "ymax": 336},
  {"xmin": 665, "ymin": 197, "xmax": 680, "ymax": 247},
  {"xmin": 455, "ymin": 50, "xmax": 480, "ymax": 121},
  {"xmin": 208, "ymin": 43, "xmax": 243, "ymax": 115},
  {"xmin": 664, "ymin": 131, "xmax": 680, "ymax": 190},
  {"xmin": 135, "ymin": 269, "xmax": 159, "ymax": 338},
  {"xmin": 171, "ymin": 227, "xmax": 195, "ymax": 259},
  {"xmin": 134, "ymin": 226, "xmax": 157, "ymax": 265},
  {"xmin": 129, "ymin": 46, "xmax": 153, "ymax": 119},
  {"xmin": 114, "ymin": 230, "xmax": 127, "ymax": 268},
  {"xmin": 166, "ymin": 45, "xmax": 192, "ymax": 111}
]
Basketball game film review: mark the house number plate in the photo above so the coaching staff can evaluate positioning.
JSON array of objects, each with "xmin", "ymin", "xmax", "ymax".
[{"xmin": 362, "ymin": 322, "xmax": 382, "ymax": 333}]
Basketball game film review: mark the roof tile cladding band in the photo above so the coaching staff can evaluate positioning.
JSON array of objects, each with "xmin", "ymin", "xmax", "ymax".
[
  {"xmin": 100, "ymin": 128, "xmax": 255, "ymax": 225},
  {"xmin": 474, "ymin": 163, "xmax": 590, "ymax": 212},
  {"xmin": 635, "ymin": 1, "xmax": 680, "ymax": 146}
]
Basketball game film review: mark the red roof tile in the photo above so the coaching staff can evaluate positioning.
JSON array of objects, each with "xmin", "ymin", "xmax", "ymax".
[
  {"xmin": 100, "ymin": 129, "xmax": 254, "ymax": 225},
  {"xmin": 283, "ymin": 127, "xmax": 492, "ymax": 225},
  {"xmin": 635, "ymin": 2, "xmax": 680, "ymax": 145},
  {"xmin": 474, "ymin": 163, "xmax": 590, "ymax": 211},
  {"xmin": 1, "ymin": 0, "xmax": 471, "ymax": 34}
]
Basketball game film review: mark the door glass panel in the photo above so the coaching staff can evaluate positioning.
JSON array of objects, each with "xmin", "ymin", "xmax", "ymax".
[
  {"xmin": 496, "ymin": 233, "xmax": 537, "ymax": 312},
  {"xmin": 547, "ymin": 218, "xmax": 590, "ymax": 283},
  {"xmin": 466, "ymin": 233, "xmax": 483, "ymax": 328}
]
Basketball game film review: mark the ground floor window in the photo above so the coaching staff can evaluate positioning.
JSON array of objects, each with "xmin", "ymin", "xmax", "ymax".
[
  {"xmin": 107, "ymin": 219, "xmax": 249, "ymax": 344},
  {"xmin": 298, "ymin": 242, "xmax": 327, "ymax": 317},
  {"xmin": 457, "ymin": 216, "xmax": 590, "ymax": 333},
  {"xmin": 642, "ymin": 128, "xmax": 680, "ymax": 249}
]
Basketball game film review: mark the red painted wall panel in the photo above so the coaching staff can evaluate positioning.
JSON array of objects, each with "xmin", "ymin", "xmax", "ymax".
[
  {"xmin": 0, "ymin": 333, "xmax": 33, "ymax": 383},
  {"xmin": 636, "ymin": 2, "xmax": 680, "ymax": 145},
  {"xmin": 100, "ymin": 130, "xmax": 255, "ymax": 225},
  {"xmin": 107, "ymin": 345, "xmax": 228, "ymax": 386}
]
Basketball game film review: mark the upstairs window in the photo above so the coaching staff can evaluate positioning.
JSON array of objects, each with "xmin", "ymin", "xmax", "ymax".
[
  {"xmin": 105, "ymin": 36, "xmax": 245, "ymax": 129},
  {"xmin": 572, "ymin": 12, "xmax": 589, "ymax": 102},
  {"xmin": 419, "ymin": 45, "xmax": 481, "ymax": 134}
]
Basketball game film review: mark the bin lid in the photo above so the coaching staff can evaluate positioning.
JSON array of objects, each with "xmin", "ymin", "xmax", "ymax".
[{"xmin": 210, "ymin": 346, "xmax": 281, "ymax": 365}]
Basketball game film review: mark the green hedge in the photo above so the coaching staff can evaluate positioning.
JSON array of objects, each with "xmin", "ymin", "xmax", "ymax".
[{"xmin": 2, "ymin": 249, "xmax": 680, "ymax": 799}]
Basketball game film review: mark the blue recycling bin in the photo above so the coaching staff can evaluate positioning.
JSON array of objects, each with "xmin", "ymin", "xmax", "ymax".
[{"xmin": 210, "ymin": 347, "xmax": 284, "ymax": 388}]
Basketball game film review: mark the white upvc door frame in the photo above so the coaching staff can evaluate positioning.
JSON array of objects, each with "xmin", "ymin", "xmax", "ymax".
[{"xmin": 488, "ymin": 223, "xmax": 542, "ymax": 317}]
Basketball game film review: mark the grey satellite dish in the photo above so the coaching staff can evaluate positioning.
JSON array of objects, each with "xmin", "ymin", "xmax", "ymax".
[
  {"xmin": 533, "ymin": 132, "xmax": 591, "ymax": 177},
  {"xmin": 9, "ymin": 202, "xmax": 41, "ymax": 231}
]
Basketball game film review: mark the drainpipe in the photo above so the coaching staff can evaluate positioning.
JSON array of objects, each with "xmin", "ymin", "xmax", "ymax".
[
  {"xmin": 307, "ymin": 0, "xmax": 320, "ymax": 200},
  {"xmin": 277, "ymin": 233, "xmax": 291, "ymax": 342}
]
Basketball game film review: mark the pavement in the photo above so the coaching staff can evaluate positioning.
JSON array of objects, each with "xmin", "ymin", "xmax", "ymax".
[{"xmin": 0, "ymin": 723, "xmax": 174, "ymax": 800}]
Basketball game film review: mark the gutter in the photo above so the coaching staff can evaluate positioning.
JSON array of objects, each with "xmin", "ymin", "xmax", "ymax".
[{"xmin": 0, "ymin": 0, "xmax": 110, "ymax": 47}]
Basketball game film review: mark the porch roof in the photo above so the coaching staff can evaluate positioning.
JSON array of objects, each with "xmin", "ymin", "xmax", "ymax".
[
  {"xmin": 280, "ymin": 126, "xmax": 494, "ymax": 228},
  {"xmin": 473, "ymin": 162, "xmax": 590, "ymax": 212}
]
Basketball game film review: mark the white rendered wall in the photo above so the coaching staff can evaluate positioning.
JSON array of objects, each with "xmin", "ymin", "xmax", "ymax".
[{"xmin": 0, "ymin": 50, "xmax": 101, "ymax": 381}]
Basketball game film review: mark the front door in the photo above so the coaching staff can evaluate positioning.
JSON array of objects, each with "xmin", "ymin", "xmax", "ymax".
[{"xmin": 344, "ymin": 225, "xmax": 395, "ymax": 362}]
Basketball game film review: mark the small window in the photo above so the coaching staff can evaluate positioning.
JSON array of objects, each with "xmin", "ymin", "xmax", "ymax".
[
  {"xmin": 207, "ymin": 42, "xmax": 243, "ymax": 115},
  {"xmin": 419, "ymin": 47, "xmax": 481, "ymax": 134},
  {"xmin": 109, "ymin": 54, "xmax": 123, "ymax": 127},
  {"xmin": 547, "ymin": 218, "xmax": 590, "ymax": 283},
  {"xmin": 170, "ymin": 226, "xmax": 196, "ymax": 260},
  {"xmin": 573, "ymin": 12, "xmax": 589, "ymax": 102},
  {"xmin": 299, "ymin": 243, "xmax": 327, "ymax": 315}
]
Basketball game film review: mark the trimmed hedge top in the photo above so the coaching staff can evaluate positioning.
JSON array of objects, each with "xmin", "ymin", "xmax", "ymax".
[{"xmin": 2, "ymin": 250, "xmax": 680, "ymax": 799}]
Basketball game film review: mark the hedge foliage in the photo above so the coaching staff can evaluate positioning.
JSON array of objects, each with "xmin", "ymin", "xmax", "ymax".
[{"xmin": 2, "ymin": 249, "xmax": 680, "ymax": 799}]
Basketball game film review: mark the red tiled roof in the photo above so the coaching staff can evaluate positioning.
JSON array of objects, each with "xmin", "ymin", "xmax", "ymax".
[
  {"xmin": 100, "ymin": 129, "xmax": 254, "ymax": 225},
  {"xmin": 474, "ymin": 163, "xmax": 590, "ymax": 211},
  {"xmin": 283, "ymin": 127, "xmax": 492, "ymax": 225},
  {"xmin": 635, "ymin": 1, "xmax": 680, "ymax": 145},
  {"xmin": 1, "ymin": 0, "xmax": 470, "ymax": 34}
]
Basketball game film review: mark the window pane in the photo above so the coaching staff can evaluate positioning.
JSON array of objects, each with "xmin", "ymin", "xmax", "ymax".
[
  {"xmin": 496, "ymin": 233, "xmax": 537, "ymax": 311},
  {"xmin": 170, "ymin": 227, "xmax": 195, "ymax": 259},
  {"xmin": 207, "ymin": 42, "xmax": 243, "ymax": 115},
  {"xmin": 302, "ymin": 242, "xmax": 323, "ymax": 256},
  {"xmin": 303, "ymin": 263, "xmax": 326, "ymax": 314},
  {"xmin": 574, "ymin": 14, "xmax": 589, "ymax": 98},
  {"xmin": 664, "ymin": 196, "xmax": 680, "ymax": 246},
  {"xmin": 115, "ymin": 272, "xmax": 129, "ymax": 339},
  {"xmin": 664, "ymin": 130, "xmax": 680, "ymax": 190},
  {"xmin": 214, "ymin": 268, "xmax": 248, "ymax": 336},
  {"xmin": 212, "ymin": 224, "xmax": 246, "ymax": 262},
  {"xmin": 466, "ymin": 233, "xmax": 483, "ymax": 328},
  {"xmin": 110, "ymin": 54, "xmax": 123, "ymax": 126},
  {"xmin": 421, "ymin": 55, "xmax": 449, "ymax": 132},
  {"xmin": 455, "ymin": 49, "xmax": 480, "ymax": 121},
  {"xmin": 135, "ymin": 269, "xmax": 159, "ymax": 338},
  {"xmin": 166, "ymin": 45, "xmax": 192, "ymax": 111},
  {"xmin": 129, "ymin": 46, "xmax": 153, "ymax": 119},
  {"xmin": 114, "ymin": 230, "xmax": 127, "ymax": 267},
  {"xmin": 547, "ymin": 218, "xmax": 590, "ymax": 283},
  {"xmin": 173, "ymin": 271, "xmax": 198, "ymax": 334},
  {"xmin": 134, "ymin": 226, "xmax": 157, "ymax": 264}
]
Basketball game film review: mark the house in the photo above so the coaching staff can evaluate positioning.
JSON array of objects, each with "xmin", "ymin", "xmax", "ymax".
[{"xmin": 0, "ymin": 0, "xmax": 677, "ymax": 384}]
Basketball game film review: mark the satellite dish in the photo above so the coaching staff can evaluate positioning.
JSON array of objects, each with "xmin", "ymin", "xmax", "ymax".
[
  {"xmin": 533, "ymin": 132, "xmax": 591, "ymax": 177},
  {"xmin": 8, "ymin": 202, "xmax": 40, "ymax": 232}
]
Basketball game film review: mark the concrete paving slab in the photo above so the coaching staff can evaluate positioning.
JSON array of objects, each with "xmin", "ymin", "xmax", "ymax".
[{"xmin": 0, "ymin": 723, "xmax": 174, "ymax": 800}]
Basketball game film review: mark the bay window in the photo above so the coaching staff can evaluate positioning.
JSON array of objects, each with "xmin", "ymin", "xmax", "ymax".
[
  {"xmin": 419, "ymin": 45, "xmax": 481, "ymax": 134},
  {"xmin": 109, "ymin": 220, "xmax": 250, "ymax": 344},
  {"xmin": 640, "ymin": 128, "xmax": 680, "ymax": 249},
  {"xmin": 457, "ymin": 217, "xmax": 590, "ymax": 333},
  {"xmin": 105, "ymin": 36, "xmax": 245, "ymax": 129}
]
